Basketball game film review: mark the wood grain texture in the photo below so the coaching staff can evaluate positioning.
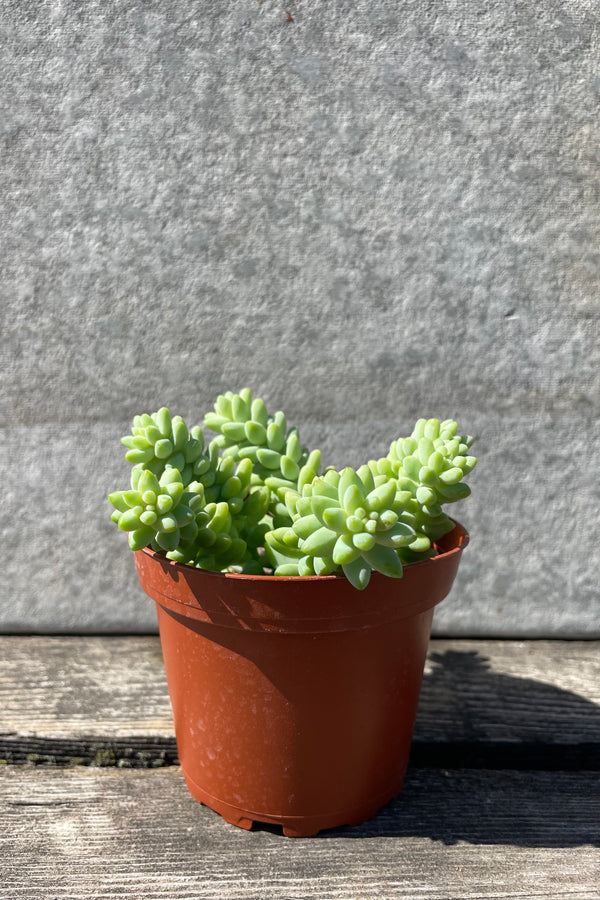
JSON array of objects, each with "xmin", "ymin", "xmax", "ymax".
[
  {"xmin": 1, "ymin": 638, "xmax": 599, "ymax": 898},
  {"xmin": 1, "ymin": 638, "xmax": 599, "ymax": 764},
  {"xmin": 1, "ymin": 766, "xmax": 598, "ymax": 900}
]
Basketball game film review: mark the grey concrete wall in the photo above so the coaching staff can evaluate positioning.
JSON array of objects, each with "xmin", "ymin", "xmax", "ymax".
[{"xmin": 1, "ymin": 1, "xmax": 598, "ymax": 635}]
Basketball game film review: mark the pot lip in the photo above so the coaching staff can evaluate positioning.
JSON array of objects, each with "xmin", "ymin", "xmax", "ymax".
[{"xmin": 137, "ymin": 518, "xmax": 469, "ymax": 584}]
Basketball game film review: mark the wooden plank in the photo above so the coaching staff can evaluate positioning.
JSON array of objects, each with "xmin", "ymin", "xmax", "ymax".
[
  {"xmin": 416, "ymin": 639, "xmax": 600, "ymax": 770},
  {"xmin": 1, "ymin": 637, "xmax": 599, "ymax": 768},
  {"xmin": 0, "ymin": 766, "xmax": 598, "ymax": 900},
  {"xmin": 421, "ymin": 639, "xmax": 600, "ymax": 742},
  {"xmin": 0, "ymin": 636, "xmax": 171, "ymax": 739}
]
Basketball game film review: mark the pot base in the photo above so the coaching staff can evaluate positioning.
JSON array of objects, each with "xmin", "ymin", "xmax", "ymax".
[{"xmin": 182, "ymin": 767, "xmax": 404, "ymax": 837}]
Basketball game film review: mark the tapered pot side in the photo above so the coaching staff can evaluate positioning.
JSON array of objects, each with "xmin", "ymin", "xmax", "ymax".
[{"xmin": 134, "ymin": 521, "xmax": 469, "ymax": 837}]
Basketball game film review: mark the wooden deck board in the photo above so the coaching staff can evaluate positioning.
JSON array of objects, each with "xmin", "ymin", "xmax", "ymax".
[
  {"xmin": 1, "ymin": 766, "xmax": 598, "ymax": 900},
  {"xmin": 1, "ymin": 637, "xmax": 599, "ymax": 767},
  {"xmin": 1, "ymin": 637, "xmax": 599, "ymax": 898}
]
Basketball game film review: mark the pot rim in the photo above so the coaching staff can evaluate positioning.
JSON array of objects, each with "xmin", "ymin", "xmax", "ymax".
[
  {"xmin": 135, "ymin": 520, "xmax": 470, "ymax": 631},
  {"xmin": 138, "ymin": 517, "xmax": 469, "ymax": 583}
]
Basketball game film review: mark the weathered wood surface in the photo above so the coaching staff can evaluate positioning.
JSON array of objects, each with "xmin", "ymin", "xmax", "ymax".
[
  {"xmin": 1, "ymin": 637, "xmax": 599, "ymax": 767},
  {"xmin": 1, "ymin": 638, "xmax": 599, "ymax": 898},
  {"xmin": 1, "ymin": 766, "xmax": 598, "ymax": 900}
]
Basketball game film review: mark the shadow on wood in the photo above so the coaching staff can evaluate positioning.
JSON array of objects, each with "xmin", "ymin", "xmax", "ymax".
[
  {"xmin": 312, "ymin": 766, "xmax": 600, "ymax": 847},
  {"xmin": 415, "ymin": 647, "xmax": 600, "ymax": 766},
  {"xmin": 307, "ymin": 647, "xmax": 600, "ymax": 846}
]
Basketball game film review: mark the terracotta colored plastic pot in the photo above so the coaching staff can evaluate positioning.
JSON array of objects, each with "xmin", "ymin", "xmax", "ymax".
[{"xmin": 134, "ymin": 521, "xmax": 469, "ymax": 837}]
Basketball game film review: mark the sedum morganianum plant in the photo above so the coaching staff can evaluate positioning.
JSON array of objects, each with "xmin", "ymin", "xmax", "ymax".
[{"xmin": 109, "ymin": 389, "xmax": 476, "ymax": 590}]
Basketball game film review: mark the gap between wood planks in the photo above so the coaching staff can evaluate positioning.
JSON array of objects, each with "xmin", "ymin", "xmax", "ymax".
[{"xmin": 1, "ymin": 637, "xmax": 599, "ymax": 772}]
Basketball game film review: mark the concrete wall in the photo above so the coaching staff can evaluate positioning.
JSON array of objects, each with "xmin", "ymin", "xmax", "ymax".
[{"xmin": 1, "ymin": 1, "xmax": 599, "ymax": 635}]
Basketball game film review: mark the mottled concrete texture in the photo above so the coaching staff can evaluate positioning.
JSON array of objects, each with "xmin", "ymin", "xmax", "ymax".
[{"xmin": 1, "ymin": 1, "xmax": 599, "ymax": 633}]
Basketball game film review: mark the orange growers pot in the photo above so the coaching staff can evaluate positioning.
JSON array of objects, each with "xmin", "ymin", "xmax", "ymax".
[{"xmin": 134, "ymin": 521, "xmax": 469, "ymax": 837}]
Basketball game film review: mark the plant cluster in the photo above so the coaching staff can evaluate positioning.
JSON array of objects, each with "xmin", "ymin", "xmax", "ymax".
[{"xmin": 109, "ymin": 390, "xmax": 476, "ymax": 589}]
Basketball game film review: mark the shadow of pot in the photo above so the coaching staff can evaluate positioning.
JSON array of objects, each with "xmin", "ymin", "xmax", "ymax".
[{"xmin": 134, "ymin": 522, "xmax": 469, "ymax": 837}]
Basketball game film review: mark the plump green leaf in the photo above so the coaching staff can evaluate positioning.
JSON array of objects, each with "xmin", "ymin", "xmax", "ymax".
[
  {"xmin": 232, "ymin": 394, "xmax": 250, "ymax": 423},
  {"xmin": 408, "ymin": 534, "xmax": 432, "ymax": 552},
  {"xmin": 314, "ymin": 556, "xmax": 337, "ymax": 575},
  {"xmin": 156, "ymin": 493, "xmax": 173, "ymax": 514},
  {"xmin": 243, "ymin": 487, "xmax": 270, "ymax": 521},
  {"xmin": 298, "ymin": 556, "xmax": 315, "ymax": 576},
  {"xmin": 157, "ymin": 514, "xmax": 178, "ymax": 533},
  {"xmin": 266, "ymin": 422, "xmax": 285, "ymax": 452},
  {"xmin": 125, "ymin": 448, "xmax": 154, "ymax": 464},
  {"xmin": 300, "ymin": 526, "xmax": 338, "ymax": 558},
  {"xmin": 244, "ymin": 420, "xmax": 267, "ymax": 445},
  {"xmin": 356, "ymin": 465, "xmax": 375, "ymax": 494},
  {"xmin": 155, "ymin": 528, "xmax": 180, "ymax": 551},
  {"xmin": 322, "ymin": 507, "xmax": 347, "ymax": 532},
  {"xmin": 376, "ymin": 521, "xmax": 416, "ymax": 547},
  {"xmin": 280, "ymin": 455, "xmax": 299, "ymax": 481},
  {"xmin": 424, "ymin": 419, "xmax": 440, "ymax": 441},
  {"xmin": 439, "ymin": 466, "xmax": 464, "ymax": 485},
  {"xmin": 352, "ymin": 531, "xmax": 375, "ymax": 552},
  {"xmin": 293, "ymin": 514, "xmax": 323, "ymax": 540},
  {"xmin": 274, "ymin": 564, "xmax": 301, "ymax": 576},
  {"xmin": 171, "ymin": 418, "xmax": 189, "ymax": 452},
  {"xmin": 164, "ymin": 482, "xmax": 183, "ymax": 504},
  {"xmin": 402, "ymin": 456, "xmax": 421, "ymax": 481},
  {"xmin": 416, "ymin": 486, "xmax": 437, "ymax": 506},
  {"xmin": 256, "ymin": 448, "xmax": 281, "ymax": 469},
  {"xmin": 342, "ymin": 484, "xmax": 363, "ymax": 515},
  {"xmin": 285, "ymin": 430, "xmax": 302, "ymax": 463},
  {"xmin": 108, "ymin": 492, "xmax": 129, "ymax": 513},
  {"xmin": 222, "ymin": 421, "xmax": 247, "ymax": 442},
  {"xmin": 362, "ymin": 545, "xmax": 403, "ymax": 578},
  {"xmin": 438, "ymin": 482, "xmax": 471, "ymax": 502},
  {"xmin": 251, "ymin": 397, "xmax": 269, "ymax": 427},
  {"xmin": 118, "ymin": 507, "xmax": 143, "ymax": 531},
  {"xmin": 332, "ymin": 534, "xmax": 361, "ymax": 566},
  {"xmin": 204, "ymin": 413, "xmax": 229, "ymax": 432},
  {"xmin": 341, "ymin": 557, "xmax": 371, "ymax": 590},
  {"xmin": 208, "ymin": 501, "xmax": 231, "ymax": 534},
  {"xmin": 155, "ymin": 407, "xmax": 172, "ymax": 438},
  {"xmin": 128, "ymin": 526, "xmax": 155, "ymax": 551},
  {"xmin": 138, "ymin": 470, "xmax": 160, "ymax": 496},
  {"xmin": 154, "ymin": 438, "xmax": 173, "ymax": 460},
  {"xmin": 366, "ymin": 480, "xmax": 396, "ymax": 512}
]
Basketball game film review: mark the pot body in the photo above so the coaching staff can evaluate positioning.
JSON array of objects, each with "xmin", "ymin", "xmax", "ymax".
[{"xmin": 135, "ymin": 522, "xmax": 469, "ymax": 836}]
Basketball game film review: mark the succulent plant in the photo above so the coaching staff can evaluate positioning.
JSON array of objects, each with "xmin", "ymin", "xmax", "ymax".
[
  {"xmin": 368, "ymin": 417, "xmax": 477, "ymax": 547},
  {"xmin": 120, "ymin": 408, "xmax": 206, "ymax": 484},
  {"xmin": 204, "ymin": 388, "xmax": 321, "ymax": 526},
  {"xmin": 109, "ymin": 394, "xmax": 477, "ymax": 589},
  {"xmin": 109, "ymin": 468, "xmax": 203, "ymax": 553},
  {"xmin": 265, "ymin": 465, "xmax": 422, "ymax": 589}
]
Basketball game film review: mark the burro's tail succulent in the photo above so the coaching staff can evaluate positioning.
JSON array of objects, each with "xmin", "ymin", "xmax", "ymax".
[
  {"xmin": 369, "ymin": 417, "xmax": 477, "ymax": 550},
  {"xmin": 265, "ymin": 465, "xmax": 421, "ymax": 589},
  {"xmin": 109, "ymin": 468, "xmax": 204, "ymax": 553},
  {"xmin": 108, "ymin": 396, "xmax": 477, "ymax": 589},
  {"xmin": 204, "ymin": 388, "xmax": 321, "ymax": 525}
]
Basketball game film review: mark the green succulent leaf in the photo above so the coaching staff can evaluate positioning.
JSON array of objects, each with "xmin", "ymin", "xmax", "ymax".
[
  {"xmin": 108, "ymin": 492, "xmax": 129, "ymax": 513},
  {"xmin": 128, "ymin": 526, "xmax": 155, "ymax": 551},
  {"xmin": 322, "ymin": 507, "xmax": 348, "ymax": 532},
  {"xmin": 366, "ymin": 480, "xmax": 396, "ymax": 512},
  {"xmin": 110, "ymin": 394, "xmax": 475, "ymax": 586},
  {"xmin": 300, "ymin": 526, "xmax": 338, "ymax": 558},
  {"xmin": 332, "ymin": 534, "xmax": 361, "ymax": 566},
  {"xmin": 342, "ymin": 557, "xmax": 371, "ymax": 590},
  {"xmin": 362, "ymin": 545, "xmax": 404, "ymax": 579},
  {"xmin": 293, "ymin": 514, "xmax": 323, "ymax": 541}
]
